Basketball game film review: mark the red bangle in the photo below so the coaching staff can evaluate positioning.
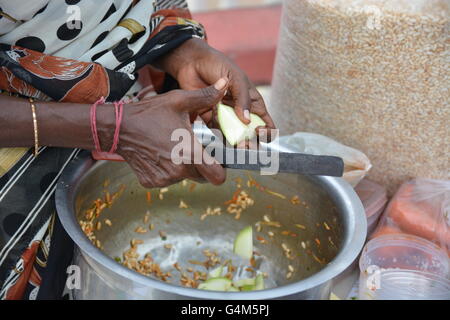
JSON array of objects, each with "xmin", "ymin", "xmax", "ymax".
[
  {"xmin": 109, "ymin": 100, "xmax": 124, "ymax": 154},
  {"xmin": 90, "ymin": 96, "xmax": 106, "ymax": 153},
  {"xmin": 90, "ymin": 97, "xmax": 124, "ymax": 160}
]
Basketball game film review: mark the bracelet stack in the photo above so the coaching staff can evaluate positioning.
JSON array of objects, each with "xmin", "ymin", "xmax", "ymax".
[{"xmin": 90, "ymin": 97, "xmax": 124, "ymax": 161}]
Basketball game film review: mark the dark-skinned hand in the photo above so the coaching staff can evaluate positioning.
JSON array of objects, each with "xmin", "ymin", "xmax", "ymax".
[
  {"xmin": 115, "ymin": 78, "xmax": 228, "ymax": 188},
  {"xmin": 155, "ymin": 38, "xmax": 276, "ymax": 139}
]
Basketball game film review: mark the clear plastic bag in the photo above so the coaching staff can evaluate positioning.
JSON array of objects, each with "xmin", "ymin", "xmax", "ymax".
[
  {"xmin": 372, "ymin": 179, "xmax": 450, "ymax": 255},
  {"xmin": 277, "ymin": 132, "xmax": 372, "ymax": 186}
]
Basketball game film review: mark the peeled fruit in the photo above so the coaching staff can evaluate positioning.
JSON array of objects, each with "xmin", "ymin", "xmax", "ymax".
[
  {"xmin": 241, "ymin": 284, "xmax": 256, "ymax": 291},
  {"xmin": 233, "ymin": 226, "xmax": 253, "ymax": 260},
  {"xmin": 233, "ymin": 278, "xmax": 256, "ymax": 288},
  {"xmin": 208, "ymin": 266, "xmax": 224, "ymax": 279},
  {"xmin": 227, "ymin": 286, "xmax": 240, "ymax": 292},
  {"xmin": 255, "ymin": 274, "xmax": 265, "ymax": 290},
  {"xmin": 197, "ymin": 277, "xmax": 232, "ymax": 291},
  {"xmin": 217, "ymin": 103, "xmax": 266, "ymax": 146}
]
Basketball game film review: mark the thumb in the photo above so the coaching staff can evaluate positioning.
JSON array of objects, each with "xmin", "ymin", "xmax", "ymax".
[{"xmin": 177, "ymin": 77, "xmax": 228, "ymax": 113}]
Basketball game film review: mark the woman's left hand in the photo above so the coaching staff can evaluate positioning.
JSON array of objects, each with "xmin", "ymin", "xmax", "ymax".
[{"xmin": 155, "ymin": 38, "xmax": 276, "ymax": 135}]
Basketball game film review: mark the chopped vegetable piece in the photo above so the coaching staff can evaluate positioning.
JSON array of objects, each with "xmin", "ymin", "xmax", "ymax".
[
  {"xmin": 241, "ymin": 284, "xmax": 256, "ymax": 291},
  {"xmin": 208, "ymin": 266, "xmax": 224, "ymax": 279},
  {"xmin": 217, "ymin": 103, "xmax": 266, "ymax": 146},
  {"xmin": 233, "ymin": 226, "xmax": 253, "ymax": 260},
  {"xmin": 265, "ymin": 189, "xmax": 286, "ymax": 199},
  {"xmin": 227, "ymin": 286, "xmax": 240, "ymax": 292},
  {"xmin": 135, "ymin": 226, "xmax": 147, "ymax": 234},
  {"xmin": 233, "ymin": 278, "xmax": 256, "ymax": 288},
  {"xmin": 330, "ymin": 293, "xmax": 341, "ymax": 300},
  {"xmin": 255, "ymin": 274, "xmax": 265, "ymax": 290},
  {"xmin": 179, "ymin": 200, "xmax": 188, "ymax": 209},
  {"xmin": 197, "ymin": 277, "xmax": 232, "ymax": 291},
  {"xmin": 159, "ymin": 230, "xmax": 167, "ymax": 240}
]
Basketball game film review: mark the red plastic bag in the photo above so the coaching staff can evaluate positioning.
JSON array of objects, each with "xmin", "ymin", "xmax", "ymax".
[{"xmin": 372, "ymin": 179, "xmax": 450, "ymax": 255}]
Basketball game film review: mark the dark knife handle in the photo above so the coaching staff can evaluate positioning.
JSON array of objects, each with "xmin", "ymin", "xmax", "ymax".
[{"xmin": 211, "ymin": 148, "xmax": 344, "ymax": 177}]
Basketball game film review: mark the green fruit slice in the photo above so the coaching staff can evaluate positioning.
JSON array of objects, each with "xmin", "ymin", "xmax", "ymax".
[
  {"xmin": 198, "ymin": 277, "xmax": 232, "ymax": 291},
  {"xmin": 255, "ymin": 274, "xmax": 265, "ymax": 290},
  {"xmin": 233, "ymin": 226, "xmax": 253, "ymax": 260},
  {"xmin": 217, "ymin": 103, "xmax": 266, "ymax": 146},
  {"xmin": 241, "ymin": 284, "xmax": 256, "ymax": 291},
  {"xmin": 208, "ymin": 266, "xmax": 223, "ymax": 279},
  {"xmin": 233, "ymin": 277, "xmax": 256, "ymax": 288},
  {"xmin": 227, "ymin": 286, "xmax": 240, "ymax": 292}
]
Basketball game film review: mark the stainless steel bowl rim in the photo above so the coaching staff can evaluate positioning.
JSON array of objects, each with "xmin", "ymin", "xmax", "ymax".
[{"xmin": 56, "ymin": 150, "xmax": 367, "ymax": 299}]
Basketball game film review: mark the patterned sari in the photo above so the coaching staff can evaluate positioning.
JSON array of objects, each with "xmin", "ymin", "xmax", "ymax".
[{"xmin": 0, "ymin": 0, "xmax": 205, "ymax": 299}]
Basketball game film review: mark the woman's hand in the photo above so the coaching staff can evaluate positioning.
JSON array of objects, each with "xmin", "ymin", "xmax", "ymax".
[
  {"xmin": 155, "ymin": 38, "xmax": 276, "ymax": 134},
  {"xmin": 112, "ymin": 79, "xmax": 228, "ymax": 188},
  {"xmin": 0, "ymin": 80, "xmax": 228, "ymax": 189}
]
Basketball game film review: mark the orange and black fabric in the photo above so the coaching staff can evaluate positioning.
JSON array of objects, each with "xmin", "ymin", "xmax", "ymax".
[
  {"xmin": 0, "ymin": 10, "xmax": 204, "ymax": 103},
  {"xmin": 0, "ymin": 0, "xmax": 205, "ymax": 300}
]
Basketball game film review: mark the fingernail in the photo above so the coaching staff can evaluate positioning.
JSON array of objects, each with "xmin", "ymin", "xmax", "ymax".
[
  {"xmin": 214, "ymin": 77, "xmax": 227, "ymax": 91},
  {"xmin": 244, "ymin": 109, "xmax": 250, "ymax": 120}
]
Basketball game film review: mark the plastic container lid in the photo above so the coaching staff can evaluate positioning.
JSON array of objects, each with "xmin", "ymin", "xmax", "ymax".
[
  {"xmin": 355, "ymin": 179, "xmax": 388, "ymax": 234},
  {"xmin": 358, "ymin": 233, "xmax": 450, "ymax": 299},
  {"xmin": 359, "ymin": 269, "xmax": 450, "ymax": 300},
  {"xmin": 360, "ymin": 233, "xmax": 449, "ymax": 276},
  {"xmin": 355, "ymin": 179, "xmax": 388, "ymax": 219}
]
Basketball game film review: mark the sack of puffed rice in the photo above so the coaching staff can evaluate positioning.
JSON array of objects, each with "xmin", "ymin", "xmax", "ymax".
[{"xmin": 271, "ymin": 0, "xmax": 449, "ymax": 194}]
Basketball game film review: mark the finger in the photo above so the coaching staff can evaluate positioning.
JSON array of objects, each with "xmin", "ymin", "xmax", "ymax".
[
  {"xmin": 191, "ymin": 138, "xmax": 226, "ymax": 185},
  {"xmin": 175, "ymin": 78, "xmax": 228, "ymax": 113},
  {"xmin": 185, "ymin": 165, "xmax": 208, "ymax": 184},
  {"xmin": 229, "ymin": 71, "xmax": 251, "ymax": 124},
  {"xmin": 137, "ymin": 85, "xmax": 156, "ymax": 100},
  {"xmin": 249, "ymin": 87, "xmax": 276, "ymax": 130}
]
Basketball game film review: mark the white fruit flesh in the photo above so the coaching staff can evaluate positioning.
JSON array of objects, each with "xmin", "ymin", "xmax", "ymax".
[
  {"xmin": 197, "ymin": 277, "xmax": 232, "ymax": 291},
  {"xmin": 208, "ymin": 266, "xmax": 223, "ymax": 279},
  {"xmin": 233, "ymin": 226, "xmax": 253, "ymax": 260},
  {"xmin": 217, "ymin": 104, "xmax": 266, "ymax": 146},
  {"xmin": 255, "ymin": 274, "xmax": 265, "ymax": 290},
  {"xmin": 233, "ymin": 277, "xmax": 256, "ymax": 288},
  {"xmin": 227, "ymin": 286, "xmax": 240, "ymax": 292}
]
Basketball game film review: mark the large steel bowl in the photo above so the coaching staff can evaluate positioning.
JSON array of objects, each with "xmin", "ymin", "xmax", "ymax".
[{"xmin": 56, "ymin": 149, "xmax": 366, "ymax": 300}]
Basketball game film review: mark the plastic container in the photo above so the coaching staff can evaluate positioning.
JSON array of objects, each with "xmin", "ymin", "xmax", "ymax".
[
  {"xmin": 359, "ymin": 234, "xmax": 450, "ymax": 300},
  {"xmin": 355, "ymin": 179, "xmax": 388, "ymax": 236},
  {"xmin": 371, "ymin": 179, "xmax": 450, "ymax": 255}
]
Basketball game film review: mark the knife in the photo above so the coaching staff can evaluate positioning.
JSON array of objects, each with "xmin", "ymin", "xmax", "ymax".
[
  {"xmin": 208, "ymin": 146, "xmax": 344, "ymax": 177},
  {"xmin": 92, "ymin": 147, "xmax": 343, "ymax": 177}
]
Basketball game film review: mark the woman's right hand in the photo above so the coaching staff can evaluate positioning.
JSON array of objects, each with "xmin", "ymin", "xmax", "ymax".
[{"xmin": 111, "ymin": 78, "xmax": 228, "ymax": 188}]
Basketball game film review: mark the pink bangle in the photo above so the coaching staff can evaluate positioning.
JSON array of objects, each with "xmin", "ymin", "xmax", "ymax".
[
  {"xmin": 90, "ymin": 96, "xmax": 106, "ymax": 153},
  {"xmin": 90, "ymin": 97, "xmax": 124, "ymax": 157},
  {"xmin": 109, "ymin": 100, "xmax": 124, "ymax": 154}
]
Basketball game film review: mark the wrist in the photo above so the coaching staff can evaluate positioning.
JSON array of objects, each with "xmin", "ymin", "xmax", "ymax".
[
  {"xmin": 155, "ymin": 38, "xmax": 208, "ymax": 78},
  {"xmin": 96, "ymin": 103, "xmax": 116, "ymax": 152},
  {"xmin": 39, "ymin": 101, "xmax": 116, "ymax": 151}
]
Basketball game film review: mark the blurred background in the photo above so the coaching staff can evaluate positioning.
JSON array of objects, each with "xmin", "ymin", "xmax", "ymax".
[
  {"xmin": 186, "ymin": 0, "xmax": 283, "ymax": 112},
  {"xmin": 187, "ymin": 0, "xmax": 281, "ymax": 12}
]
